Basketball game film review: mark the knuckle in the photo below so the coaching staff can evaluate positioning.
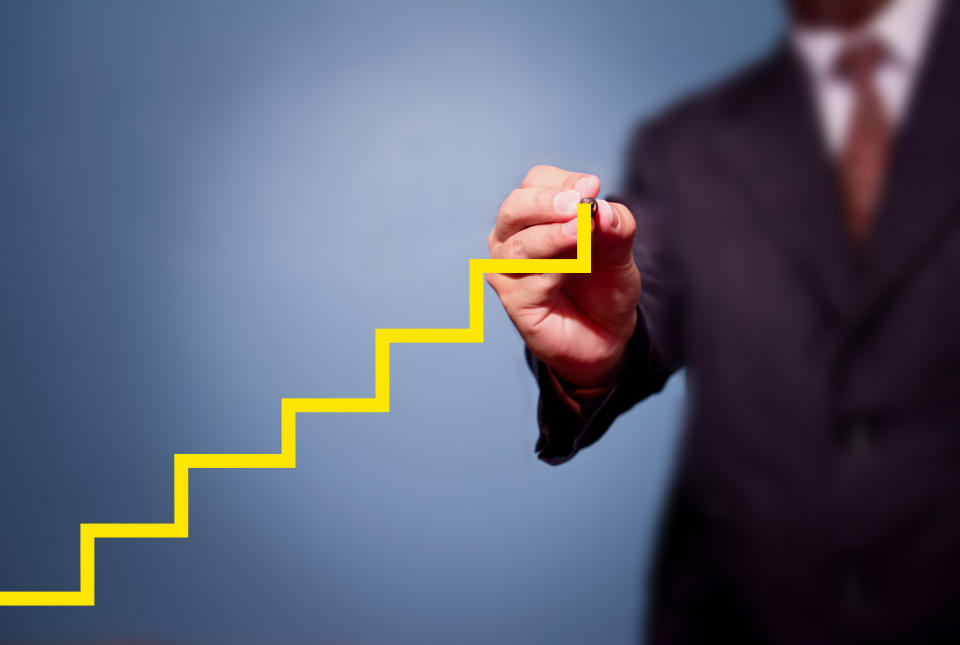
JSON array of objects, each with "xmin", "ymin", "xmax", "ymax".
[
  {"xmin": 505, "ymin": 235, "xmax": 525, "ymax": 259},
  {"xmin": 521, "ymin": 166, "xmax": 539, "ymax": 185},
  {"xmin": 522, "ymin": 164, "xmax": 554, "ymax": 186},
  {"xmin": 497, "ymin": 189, "xmax": 519, "ymax": 218},
  {"xmin": 498, "ymin": 188, "xmax": 526, "ymax": 225}
]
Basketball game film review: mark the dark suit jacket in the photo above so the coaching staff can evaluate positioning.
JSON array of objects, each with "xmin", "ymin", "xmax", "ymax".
[{"xmin": 528, "ymin": 5, "xmax": 960, "ymax": 644}]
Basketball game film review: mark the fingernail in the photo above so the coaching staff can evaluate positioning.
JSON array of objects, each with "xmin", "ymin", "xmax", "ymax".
[
  {"xmin": 553, "ymin": 190, "xmax": 580, "ymax": 215},
  {"xmin": 598, "ymin": 199, "xmax": 619, "ymax": 230},
  {"xmin": 562, "ymin": 217, "xmax": 578, "ymax": 237},
  {"xmin": 574, "ymin": 175, "xmax": 599, "ymax": 195}
]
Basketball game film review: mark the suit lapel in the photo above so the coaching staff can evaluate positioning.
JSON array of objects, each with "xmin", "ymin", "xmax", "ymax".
[
  {"xmin": 713, "ymin": 46, "xmax": 860, "ymax": 321},
  {"xmin": 857, "ymin": 1, "xmax": 960, "ymax": 321}
]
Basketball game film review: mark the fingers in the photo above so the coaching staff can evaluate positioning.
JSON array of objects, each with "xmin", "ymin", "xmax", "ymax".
[
  {"xmin": 490, "ymin": 220, "xmax": 586, "ymax": 261},
  {"xmin": 492, "ymin": 194, "xmax": 636, "ymax": 267},
  {"xmin": 591, "ymin": 200, "xmax": 638, "ymax": 267},
  {"xmin": 494, "ymin": 166, "xmax": 601, "ymax": 242},
  {"xmin": 521, "ymin": 165, "xmax": 601, "ymax": 196},
  {"xmin": 495, "ymin": 186, "xmax": 581, "ymax": 241},
  {"xmin": 485, "ymin": 269, "xmax": 564, "ymax": 313},
  {"xmin": 491, "ymin": 166, "xmax": 635, "ymax": 270}
]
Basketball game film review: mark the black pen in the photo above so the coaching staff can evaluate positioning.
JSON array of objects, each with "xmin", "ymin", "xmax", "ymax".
[{"xmin": 579, "ymin": 197, "xmax": 598, "ymax": 219}]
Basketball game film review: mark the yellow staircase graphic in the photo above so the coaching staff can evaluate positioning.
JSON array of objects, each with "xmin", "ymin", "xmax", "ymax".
[{"xmin": 0, "ymin": 203, "xmax": 592, "ymax": 606}]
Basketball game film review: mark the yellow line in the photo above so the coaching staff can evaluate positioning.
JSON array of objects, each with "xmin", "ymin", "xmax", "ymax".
[{"xmin": 0, "ymin": 203, "xmax": 592, "ymax": 606}]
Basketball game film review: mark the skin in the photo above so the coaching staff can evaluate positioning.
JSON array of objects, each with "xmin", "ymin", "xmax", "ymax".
[
  {"xmin": 487, "ymin": 0, "xmax": 894, "ymax": 388},
  {"xmin": 486, "ymin": 167, "xmax": 640, "ymax": 388}
]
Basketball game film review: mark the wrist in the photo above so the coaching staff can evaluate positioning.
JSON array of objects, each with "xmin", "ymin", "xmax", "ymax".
[{"xmin": 550, "ymin": 352, "xmax": 628, "ymax": 389}]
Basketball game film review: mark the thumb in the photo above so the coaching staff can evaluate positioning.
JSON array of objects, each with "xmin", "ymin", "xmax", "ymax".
[{"xmin": 591, "ymin": 200, "xmax": 636, "ymax": 267}]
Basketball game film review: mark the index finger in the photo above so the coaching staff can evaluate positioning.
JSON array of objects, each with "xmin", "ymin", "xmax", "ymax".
[{"xmin": 521, "ymin": 164, "xmax": 600, "ymax": 196}]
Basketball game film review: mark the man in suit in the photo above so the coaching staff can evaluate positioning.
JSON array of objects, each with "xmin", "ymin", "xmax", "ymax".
[{"xmin": 487, "ymin": 0, "xmax": 960, "ymax": 642}]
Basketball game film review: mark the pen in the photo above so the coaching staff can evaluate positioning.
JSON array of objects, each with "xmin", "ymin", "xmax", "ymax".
[{"xmin": 579, "ymin": 197, "xmax": 598, "ymax": 218}]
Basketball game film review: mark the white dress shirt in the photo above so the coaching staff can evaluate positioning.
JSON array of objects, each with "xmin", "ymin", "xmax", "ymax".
[{"xmin": 790, "ymin": 0, "xmax": 942, "ymax": 156}]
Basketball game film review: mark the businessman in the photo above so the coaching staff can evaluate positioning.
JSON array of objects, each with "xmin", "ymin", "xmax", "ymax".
[{"xmin": 488, "ymin": 0, "xmax": 960, "ymax": 642}]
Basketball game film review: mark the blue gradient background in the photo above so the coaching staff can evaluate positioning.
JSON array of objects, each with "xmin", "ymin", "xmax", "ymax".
[{"xmin": 0, "ymin": 1, "xmax": 780, "ymax": 643}]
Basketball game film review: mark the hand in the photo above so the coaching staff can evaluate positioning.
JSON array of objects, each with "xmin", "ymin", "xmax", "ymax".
[{"xmin": 487, "ymin": 165, "xmax": 641, "ymax": 387}]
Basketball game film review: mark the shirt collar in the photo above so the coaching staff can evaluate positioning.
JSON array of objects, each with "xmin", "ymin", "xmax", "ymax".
[{"xmin": 791, "ymin": 0, "xmax": 943, "ymax": 79}]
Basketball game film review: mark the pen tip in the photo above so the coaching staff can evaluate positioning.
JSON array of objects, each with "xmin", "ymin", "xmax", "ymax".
[{"xmin": 579, "ymin": 197, "xmax": 598, "ymax": 218}]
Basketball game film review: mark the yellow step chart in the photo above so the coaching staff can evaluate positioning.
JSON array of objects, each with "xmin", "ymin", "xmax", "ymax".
[{"xmin": 0, "ymin": 202, "xmax": 593, "ymax": 607}]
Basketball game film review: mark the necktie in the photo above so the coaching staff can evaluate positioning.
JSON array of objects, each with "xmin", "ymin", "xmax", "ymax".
[{"xmin": 835, "ymin": 38, "xmax": 891, "ymax": 247}]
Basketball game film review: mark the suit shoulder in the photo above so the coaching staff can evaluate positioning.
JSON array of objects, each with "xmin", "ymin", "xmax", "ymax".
[{"xmin": 629, "ymin": 46, "xmax": 785, "ymax": 155}]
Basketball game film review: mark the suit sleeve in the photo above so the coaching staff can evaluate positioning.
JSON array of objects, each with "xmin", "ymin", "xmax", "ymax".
[{"xmin": 530, "ymin": 125, "xmax": 685, "ymax": 465}]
